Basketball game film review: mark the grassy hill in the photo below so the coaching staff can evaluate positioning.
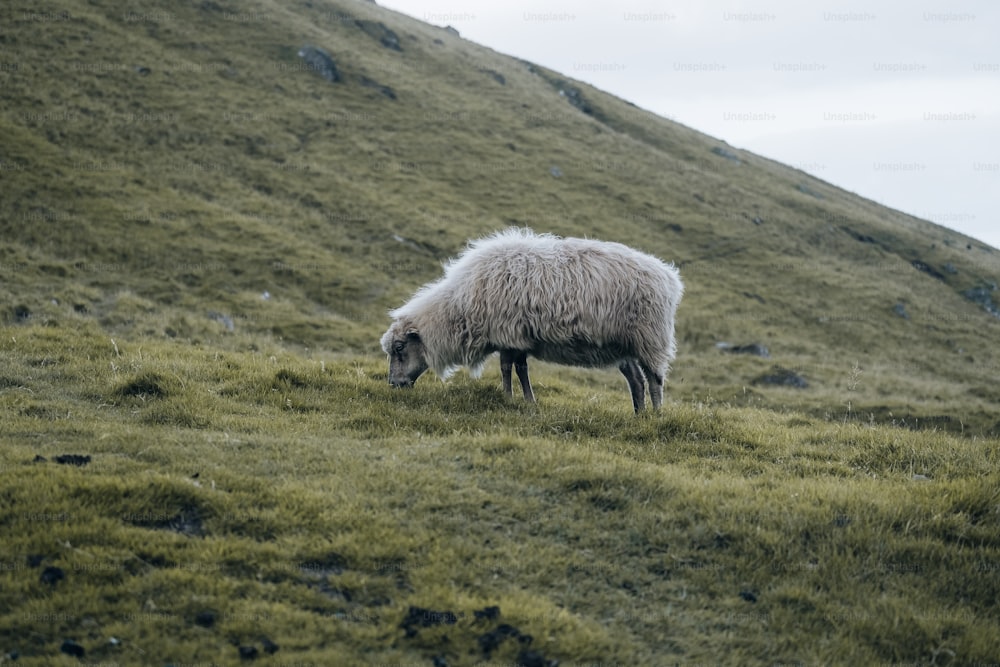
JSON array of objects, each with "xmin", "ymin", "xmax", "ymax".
[
  {"xmin": 2, "ymin": 0, "xmax": 999, "ymax": 664},
  {"xmin": 3, "ymin": 0, "xmax": 999, "ymax": 432}
]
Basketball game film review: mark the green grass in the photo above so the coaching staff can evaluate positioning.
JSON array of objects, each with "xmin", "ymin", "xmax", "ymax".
[{"xmin": 2, "ymin": 322, "xmax": 998, "ymax": 665}]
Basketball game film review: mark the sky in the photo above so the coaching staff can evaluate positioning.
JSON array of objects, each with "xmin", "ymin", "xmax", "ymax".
[{"xmin": 376, "ymin": 0, "xmax": 1000, "ymax": 250}]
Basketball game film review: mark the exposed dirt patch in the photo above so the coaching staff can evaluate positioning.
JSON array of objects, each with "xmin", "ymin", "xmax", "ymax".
[
  {"xmin": 54, "ymin": 454, "xmax": 91, "ymax": 466},
  {"xmin": 400, "ymin": 606, "xmax": 458, "ymax": 638},
  {"xmin": 115, "ymin": 373, "xmax": 169, "ymax": 399}
]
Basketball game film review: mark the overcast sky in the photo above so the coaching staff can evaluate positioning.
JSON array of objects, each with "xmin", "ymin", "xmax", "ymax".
[{"xmin": 376, "ymin": 0, "xmax": 1000, "ymax": 250}]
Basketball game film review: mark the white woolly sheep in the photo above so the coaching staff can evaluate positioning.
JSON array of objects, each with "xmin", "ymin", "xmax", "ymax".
[{"xmin": 379, "ymin": 228, "xmax": 683, "ymax": 412}]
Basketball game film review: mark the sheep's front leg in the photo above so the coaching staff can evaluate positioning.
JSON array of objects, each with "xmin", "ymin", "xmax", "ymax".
[
  {"xmin": 500, "ymin": 350, "xmax": 534, "ymax": 402},
  {"xmin": 620, "ymin": 359, "xmax": 646, "ymax": 413},
  {"xmin": 513, "ymin": 351, "xmax": 535, "ymax": 403},
  {"xmin": 500, "ymin": 349, "xmax": 515, "ymax": 398}
]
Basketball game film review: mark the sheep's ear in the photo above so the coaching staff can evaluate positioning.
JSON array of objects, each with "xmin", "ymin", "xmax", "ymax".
[{"xmin": 404, "ymin": 328, "xmax": 421, "ymax": 341}]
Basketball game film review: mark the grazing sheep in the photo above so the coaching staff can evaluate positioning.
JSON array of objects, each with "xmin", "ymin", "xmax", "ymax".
[{"xmin": 379, "ymin": 228, "xmax": 683, "ymax": 412}]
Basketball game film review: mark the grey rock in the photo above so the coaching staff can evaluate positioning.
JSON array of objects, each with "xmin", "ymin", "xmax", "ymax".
[
  {"xmin": 752, "ymin": 366, "xmax": 808, "ymax": 389},
  {"xmin": 359, "ymin": 76, "xmax": 397, "ymax": 99},
  {"xmin": 716, "ymin": 342, "xmax": 770, "ymax": 358},
  {"xmin": 558, "ymin": 86, "xmax": 593, "ymax": 114},
  {"xmin": 711, "ymin": 146, "xmax": 741, "ymax": 164},
  {"xmin": 962, "ymin": 282, "xmax": 1000, "ymax": 318},
  {"xmin": 911, "ymin": 259, "xmax": 946, "ymax": 281},
  {"xmin": 297, "ymin": 45, "xmax": 341, "ymax": 83},
  {"xmin": 355, "ymin": 20, "xmax": 401, "ymax": 50},
  {"xmin": 795, "ymin": 183, "xmax": 824, "ymax": 199}
]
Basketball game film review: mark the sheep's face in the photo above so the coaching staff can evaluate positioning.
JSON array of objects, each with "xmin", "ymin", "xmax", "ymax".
[{"xmin": 380, "ymin": 324, "xmax": 429, "ymax": 388}]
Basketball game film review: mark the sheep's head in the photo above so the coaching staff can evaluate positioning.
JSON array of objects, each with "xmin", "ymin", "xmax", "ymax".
[{"xmin": 380, "ymin": 322, "xmax": 429, "ymax": 388}]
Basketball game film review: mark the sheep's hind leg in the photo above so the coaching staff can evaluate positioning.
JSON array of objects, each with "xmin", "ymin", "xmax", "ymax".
[
  {"xmin": 500, "ymin": 350, "xmax": 515, "ymax": 398},
  {"xmin": 620, "ymin": 360, "xmax": 646, "ymax": 413},
  {"xmin": 513, "ymin": 351, "xmax": 535, "ymax": 403},
  {"xmin": 639, "ymin": 361, "xmax": 664, "ymax": 410}
]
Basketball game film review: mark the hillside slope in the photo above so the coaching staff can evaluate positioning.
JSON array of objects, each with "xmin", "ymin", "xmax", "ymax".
[{"xmin": 2, "ymin": 0, "xmax": 999, "ymax": 432}]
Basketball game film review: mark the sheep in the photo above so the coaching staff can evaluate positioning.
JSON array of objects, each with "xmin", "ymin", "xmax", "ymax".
[{"xmin": 379, "ymin": 228, "xmax": 683, "ymax": 412}]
